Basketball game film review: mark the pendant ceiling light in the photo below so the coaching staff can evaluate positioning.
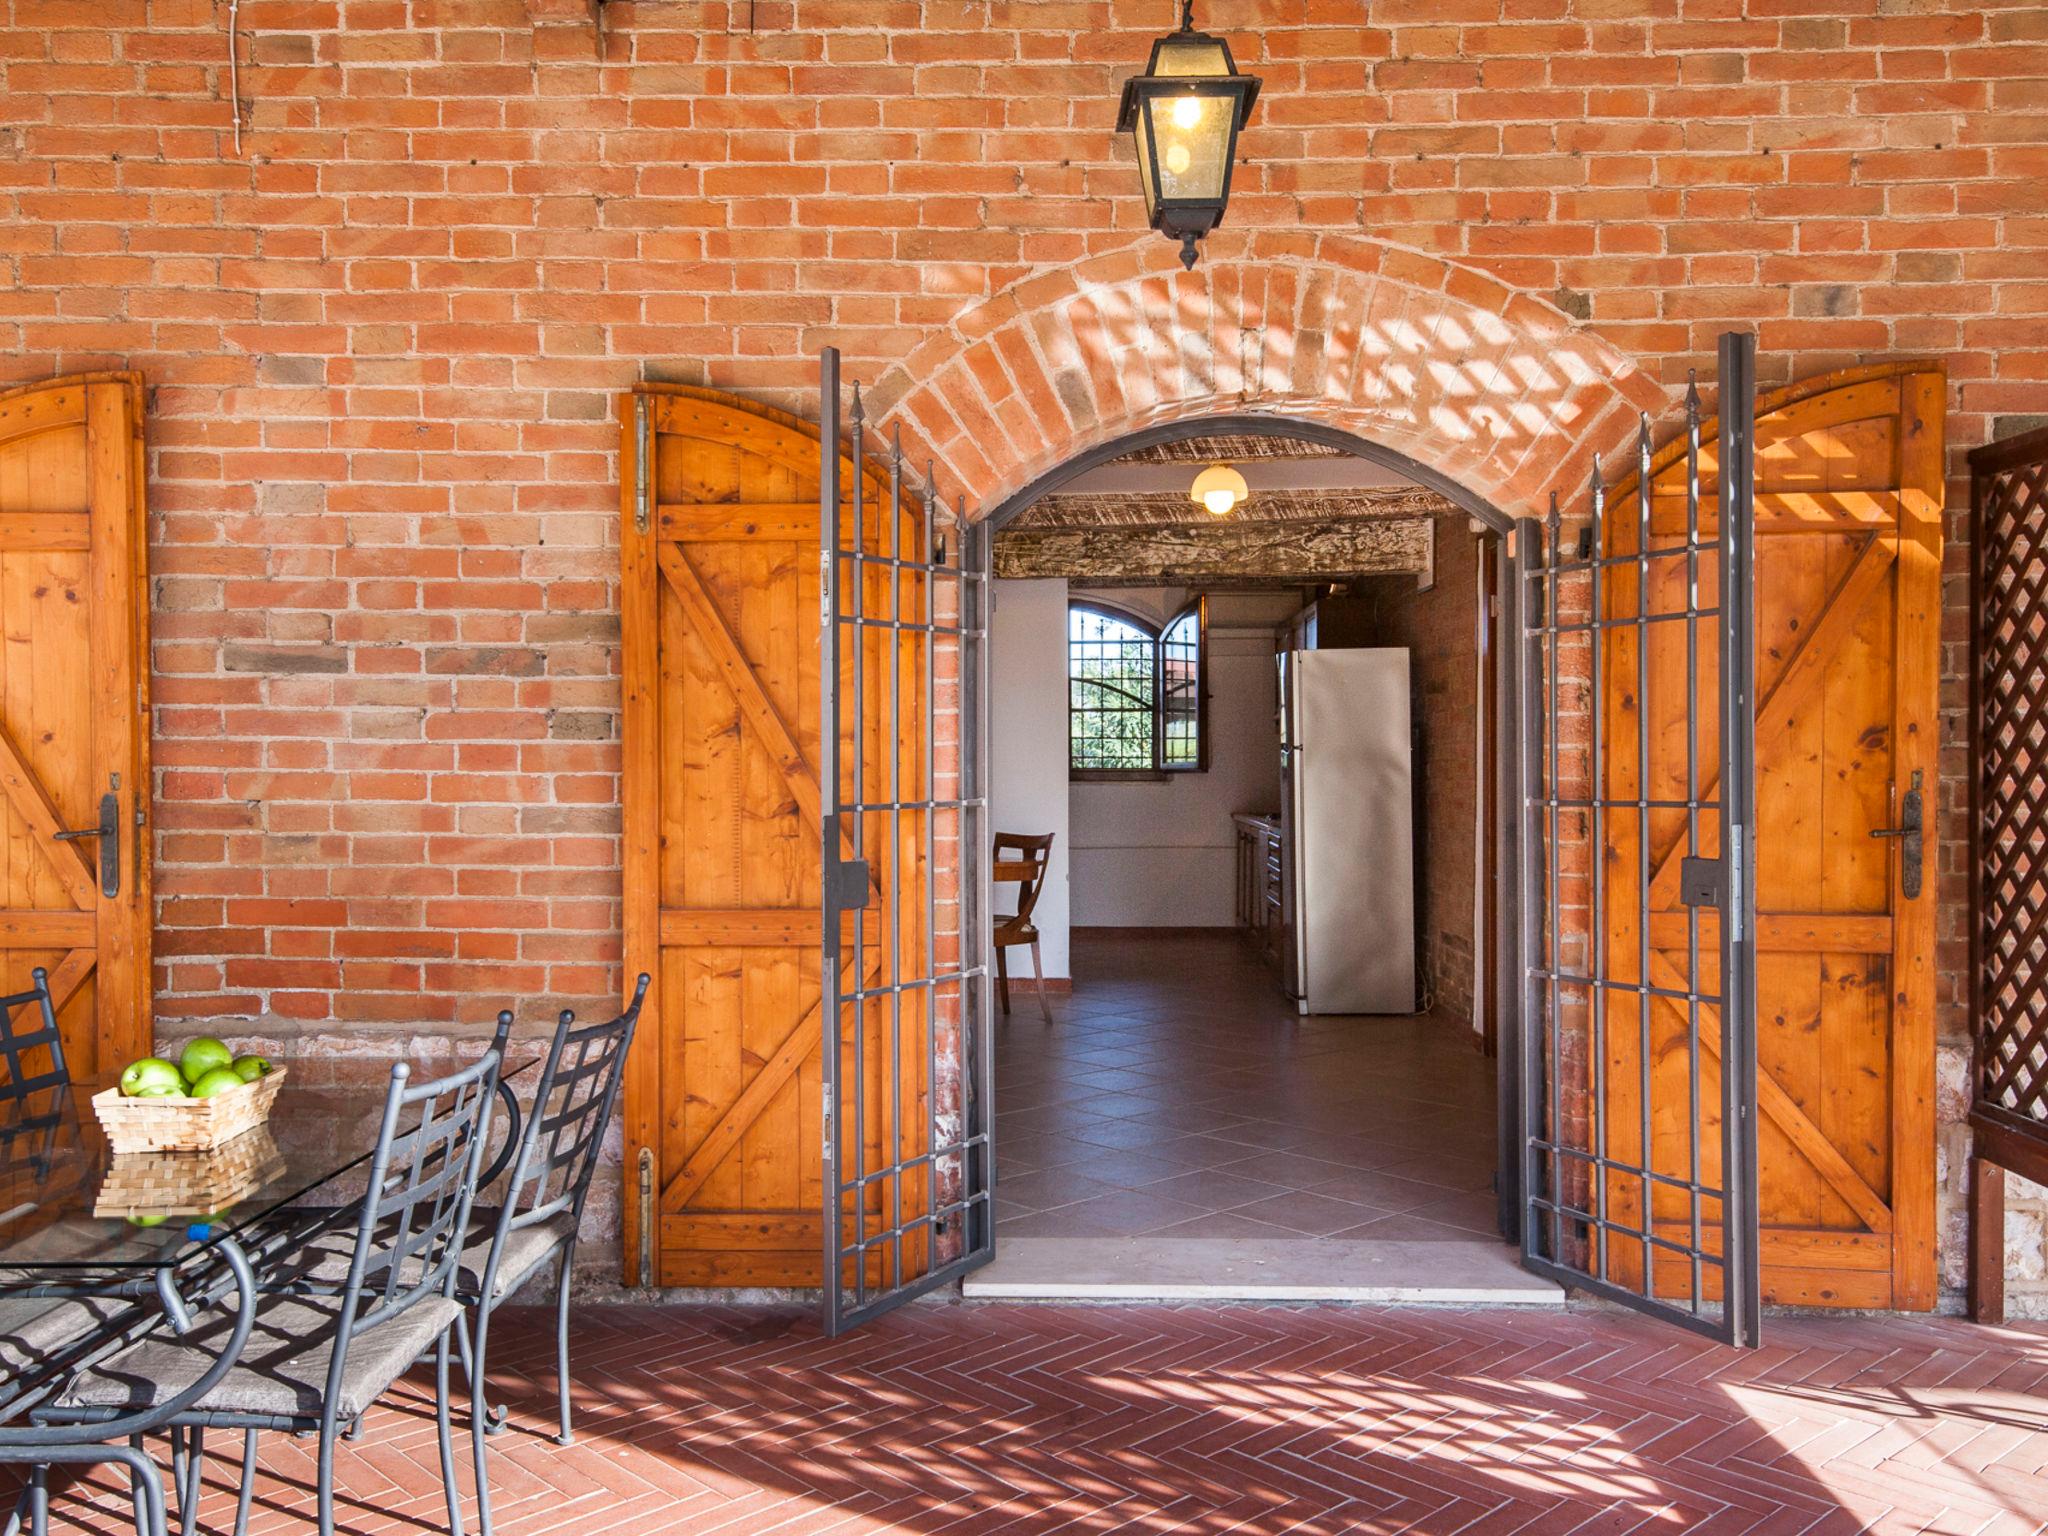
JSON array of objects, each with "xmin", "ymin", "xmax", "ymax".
[
  {"xmin": 1190, "ymin": 462, "xmax": 1248, "ymax": 516},
  {"xmin": 1116, "ymin": 2, "xmax": 1262, "ymax": 270}
]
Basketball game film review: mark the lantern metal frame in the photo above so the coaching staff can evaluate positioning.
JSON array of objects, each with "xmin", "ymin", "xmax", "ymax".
[{"xmin": 1115, "ymin": 2, "xmax": 1262, "ymax": 269}]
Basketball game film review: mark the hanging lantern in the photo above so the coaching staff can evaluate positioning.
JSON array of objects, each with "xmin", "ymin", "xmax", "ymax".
[
  {"xmin": 1116, "ymin": 1, "xmax": 1262, "ymax": 270},
  {"xmin": 1190, "ymin": 462, "xmax": 1248, "ymax": 516}
]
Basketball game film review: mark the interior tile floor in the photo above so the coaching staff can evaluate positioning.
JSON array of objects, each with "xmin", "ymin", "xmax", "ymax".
[{"xmin": 994, "ymin": 928, "xmax": 1500, "ymax": 1242}]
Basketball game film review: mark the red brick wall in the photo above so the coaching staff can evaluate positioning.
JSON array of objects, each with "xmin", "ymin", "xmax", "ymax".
[
  {"xmin": 1352, "ymin": 525, "xmax": 1487, "ymax": 1027},
  {"xmin": 4, "ymin": 0, "xmax": 2045, "ymax": 1302}
]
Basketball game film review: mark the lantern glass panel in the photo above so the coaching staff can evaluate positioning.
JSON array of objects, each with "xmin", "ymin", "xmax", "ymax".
[
  {"xmin": 1153, "ymin": 34, "xmax": 1232, "ymax": 77},
  {"xmin": 1134, "ymin": 105, "xmax": 1160, "ymax": 213},
  {"xmin": 1142, "ymin": 89, "xmax": 1233, "ymax": 203}
]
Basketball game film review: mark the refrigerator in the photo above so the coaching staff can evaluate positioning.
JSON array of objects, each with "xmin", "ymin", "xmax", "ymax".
[{"xmin": 1279, "ymin": 648, "xmax": 1416, "ymax": 1015}]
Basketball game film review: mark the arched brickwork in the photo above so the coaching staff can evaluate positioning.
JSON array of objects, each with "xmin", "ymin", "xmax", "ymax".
[{"xmin": 865, "ymin": 231, "xmax": 1670, "ymax": 523}]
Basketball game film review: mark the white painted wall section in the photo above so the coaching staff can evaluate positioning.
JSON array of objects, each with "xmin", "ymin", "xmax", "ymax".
[{"xmin": 989, "ymin": 578, "xmax": 1072, "ymax": 978}]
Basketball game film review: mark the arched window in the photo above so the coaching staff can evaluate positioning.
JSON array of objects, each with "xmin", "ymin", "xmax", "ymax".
[{"xmin": 1069, "ymin": 599, "xmax": 1207, "ymax": 777}]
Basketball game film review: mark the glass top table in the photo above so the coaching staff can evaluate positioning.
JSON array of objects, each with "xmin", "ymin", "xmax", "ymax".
[{"xmin": 0, "ymin": 1058, "xmax": 532, "ymax": 1282}]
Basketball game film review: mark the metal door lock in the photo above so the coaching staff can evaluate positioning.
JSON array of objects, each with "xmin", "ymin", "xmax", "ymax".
[
  {"xmin": 53, "ymin": 775, "xmax": 121, "ymax": 899},
  {"xmin": 1868, "ymin": 769, "xmax": 1923, "ymax": 900}
]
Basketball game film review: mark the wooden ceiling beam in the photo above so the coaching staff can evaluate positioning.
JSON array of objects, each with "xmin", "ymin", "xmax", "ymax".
[{"xmin": 993, "ymin": 515, "xmax": 1433, "ymax": 587}]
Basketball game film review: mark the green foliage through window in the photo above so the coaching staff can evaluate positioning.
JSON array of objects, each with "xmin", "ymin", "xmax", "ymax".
[{"xmin": 1069, "ymin": 600, "xmax": 1205, "ymax": 774}]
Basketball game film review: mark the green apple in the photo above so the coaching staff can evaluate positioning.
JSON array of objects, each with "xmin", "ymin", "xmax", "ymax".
[
  {"xmin": 177, "ymin": 1037, "xmax": 234, "ymax": 1085},
  {"xmin": 126, "ymin": 1214, "xmax": 168, "ymax": 1228},
  {"xmin": 230, "ymin": 1054, "xmax": 272, "ymax": 1083},
  {"xmin": 119, "ymin": 1057, "xmax": 186, "ymax": 1099},
  {"xmin": 187, "ymin": 1066, "xmax": 245, "ymax": 1099}
]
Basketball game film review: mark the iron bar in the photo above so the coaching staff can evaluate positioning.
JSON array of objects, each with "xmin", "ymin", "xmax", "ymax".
[
  {"xmin": 1590, "ymin": 455, "xmax": 1611, "ymax": 1283},
  {"xmin": 884, "ymin": 389, "xmax": 905, "ymax": 1299},
  {"xmin": 1717, "ymin": 330, "xmax": 1762, "ymax": 1349},
  {"xmin": 1684, "ymin": 374, "xmax": 1705, "ymax": 1313},
  {"xmin": 818, "ymin": 347, "xmax": 844, "ymax": 1334},
  {"xmin": 849, "ymin": 382, "xmax": 868, "ymax": 1312},
  {"xmin": 1543, "ymin": 498, "xmax": 1564, "ymax": 1267}
]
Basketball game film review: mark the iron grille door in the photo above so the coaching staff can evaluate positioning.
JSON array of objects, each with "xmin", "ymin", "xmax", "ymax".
[
  {"xmin": 1514, "ymin": 331, "xmax": 1762, "ymax": 1346},
  {"xmin": 819, "ymin": 349, "xmax": 995, "ymax": 1335}
]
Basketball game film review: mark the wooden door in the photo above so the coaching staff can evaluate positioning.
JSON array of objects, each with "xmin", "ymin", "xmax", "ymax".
[
  {"xmin": 619, "ymin": 385, "xmax": 923, "ymax": 1289},
  {"xmin": 1604, "ymin": 362, "xmax": 1943, "ymax": 1311},
  {"xmin": 0, "ymin": 374, "xmax": 152, "ymax": 1080}
]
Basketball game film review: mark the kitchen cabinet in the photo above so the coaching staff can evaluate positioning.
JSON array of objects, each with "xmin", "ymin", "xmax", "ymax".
[{"xmin": 1232, "ymin": 812, "xmax": 1285, "ymax": 980}]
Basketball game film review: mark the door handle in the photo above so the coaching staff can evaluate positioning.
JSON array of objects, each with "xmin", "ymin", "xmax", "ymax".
[
  {"xmin": 53, "ymin": 782, "xmax": 120, "ymax": 900},
  {"xmin": 1867, "ymin": 771, "xmax": 1921, "ymax": 900}
]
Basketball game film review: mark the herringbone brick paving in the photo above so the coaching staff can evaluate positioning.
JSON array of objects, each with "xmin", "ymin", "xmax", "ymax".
[{"xmin": 27, "ymin": 1301, "xmax": 2048, "ymax": 1535}]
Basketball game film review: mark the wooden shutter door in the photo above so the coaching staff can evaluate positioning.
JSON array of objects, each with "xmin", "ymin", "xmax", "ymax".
[
  {"xmin": 619, "ymin": 385, "xmax": 906, "ymax": 1288},
  {"xmin": 1606, "ymin": 362, "xmax": 1942, "ymax": 1311},
  {"xmin": 0, "ymin": 374, "xmax": 151, "ymax": 1079}
]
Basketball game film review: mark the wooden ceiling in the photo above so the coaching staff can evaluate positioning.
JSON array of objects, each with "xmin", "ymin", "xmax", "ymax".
[
  {"xmin": 1007, "ymin": 484, "xmax": 1451, "ymax": 530},
  {"xmin": 995, "ymin": 433, "xmax": 1456, "ymax": 588},
  {"xmin": 1114, "ymin": 433, "xmax": 1350, "ymax": 464}
]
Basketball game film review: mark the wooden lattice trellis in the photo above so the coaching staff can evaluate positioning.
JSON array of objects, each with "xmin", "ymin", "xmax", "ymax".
[{"xmin": 1968, "ymin": 422, "xmax": 2048, "ymax": 1323}]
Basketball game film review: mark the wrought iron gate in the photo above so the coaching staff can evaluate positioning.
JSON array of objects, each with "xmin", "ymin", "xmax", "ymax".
[
  {"xmin": 819, "ymin": 349, "xmax": 996, "ymax": 1334},
  {"xmin": 1514, "ymin": 331, "xmax": 1762, "ymax": 1345}
]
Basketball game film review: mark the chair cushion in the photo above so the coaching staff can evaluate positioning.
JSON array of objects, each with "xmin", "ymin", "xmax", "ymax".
[
  {"xmin": 0, "ymin": 1294, "xmax": 135, "ymax": 1380},
  {"xmin": 56, "ymin": 1291, "xmax": 462, "ymax": 1422},
  {"xmin": 467, "ymin": 1210, "xmax": 573, "ymax": 1301},
  {"xmin": 259, "ymin": 1208, "xmax": 573, "ymax": 1303}
]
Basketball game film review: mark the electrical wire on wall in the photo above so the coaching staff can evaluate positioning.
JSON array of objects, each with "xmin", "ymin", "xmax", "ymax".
[{"xmin": 225, "ymin": 0, "xmax": 243, "ymax": 155}]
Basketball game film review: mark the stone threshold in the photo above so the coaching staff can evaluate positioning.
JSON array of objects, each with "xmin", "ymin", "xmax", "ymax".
[{"xmin": 962, "ymin": 1236, "xmax": 1567, "ymax": 1305}]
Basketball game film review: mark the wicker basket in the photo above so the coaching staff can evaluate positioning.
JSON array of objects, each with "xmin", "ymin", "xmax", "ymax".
[
  {"xmin": 93, "ymin": 1125, "xmax": 288, "ymax": 1220},
  {"xmin": 90, "ymin": 1066, "xmax": 287, "ymax": 1155}
]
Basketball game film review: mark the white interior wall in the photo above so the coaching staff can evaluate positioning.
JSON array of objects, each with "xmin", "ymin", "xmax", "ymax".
[
  {"xmin": 1068, "ymin": 588, "xmax": 1289, "ymax": 930},
  {"xmin": 989, "ymin": 578, "xmax": 1072, "ymax": 978}
]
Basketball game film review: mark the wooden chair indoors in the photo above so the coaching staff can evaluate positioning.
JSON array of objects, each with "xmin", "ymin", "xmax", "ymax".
[{"xmin": 993, "ymin": 833, "xmax": 1056, "ymax": 1023}]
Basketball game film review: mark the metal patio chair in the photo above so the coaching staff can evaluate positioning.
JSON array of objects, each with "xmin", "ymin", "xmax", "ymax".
[
  {"xmin": 461, "ymin": 975, "xmax": 645, "ymax": 1536},
  {"xmin": 3, "ymin": 1239, "xmax": 259, "ymax": 1536},
  {"xmin": 0, "ymin": 972, "xmax": 66, "ymax": 1106},
  {"xmin": 251, "ymin": 982, "xmax": 645, "ymax": 1535},
  {"xmin": 46, "ymin": 1052, "xmax": 502, "ymax": 1536}
]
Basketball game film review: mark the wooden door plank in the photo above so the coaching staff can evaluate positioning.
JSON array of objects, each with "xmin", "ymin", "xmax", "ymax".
[
  {"xmin": 660, "ymin": 909, "xmax": 823, "ymax": 947},
  {"xmin": 1888, "ymin": 366, "xmax": 1944, "ymax": 1309},
  {"xmin": 1647, "ymin": 532, "xmax": 1896, "ymax": 908},
  {"xmin": 86, "ymin": 382, "xmax": 143, "ymax": 1072},
  {"xmin": 658, "ymin": 541, "xmax": 883, "ymax": 908},
  {"xmin": 0, "ymin": 514, "xmax": 90, "ymax": 551},
  {"xmin": 661, "ymin": 947, "xmax": 883, "ymax": 1210},
  {"xmin": 1648, "ymin": 912, "xmax": 1889, "ymax": 953},
  {"xmin": 44, "ymin": 947, "xmax": 96, "ymax": 1016},
  {"xmin": 0, "ymin": 911, "xmax": 94, "ymax": 945},
  {"xmin": 0, "ymin": 719, "xmax": 96, "ymax": 911},
  {"xmin": 617, "ymin": 392, "xmax": 660, "ymax": 1289},
  {"xmin": 1648, "ymin": 950, "xmax": 1893, "ymax": 1235},
  {"xmin": 659, "ymin": 504, "xmax": 821, "ymax": 542},
  {"xmin": 660, "ymin": 543, "xmax": 822, "ymax": 832}
]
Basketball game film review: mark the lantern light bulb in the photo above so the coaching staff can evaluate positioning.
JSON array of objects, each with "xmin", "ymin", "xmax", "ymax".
[
  {"xmin": 1202, "ymin": 488, "xmax": 1236, "ymax": 515},
  {"xmin": 1171, "ymin": 95, "xmax": 1203, "ymax": 129}
]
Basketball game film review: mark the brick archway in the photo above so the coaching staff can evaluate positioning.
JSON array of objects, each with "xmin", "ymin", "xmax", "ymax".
[{"xmin": 866, "ymin": 232, "xmax": 1669, "ymax": 522}]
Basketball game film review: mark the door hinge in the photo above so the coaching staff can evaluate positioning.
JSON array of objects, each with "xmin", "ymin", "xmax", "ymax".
[
  {"xmin": 636, "ymin": 1145, "xmax": 654, "ymax": 1287},
  {"xmin": 633, "ymin": 394, "xmax": 651, "ymax": 535}
]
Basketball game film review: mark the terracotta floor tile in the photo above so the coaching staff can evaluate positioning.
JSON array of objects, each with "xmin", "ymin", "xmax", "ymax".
[
  {"xmin": 1140, "ymin": 1167, "xmax": 1291, "ymax": 1210},
  {"xmin": 1226, "ymin": 1188, "xmax": 1399, "ymax": 1235}
]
